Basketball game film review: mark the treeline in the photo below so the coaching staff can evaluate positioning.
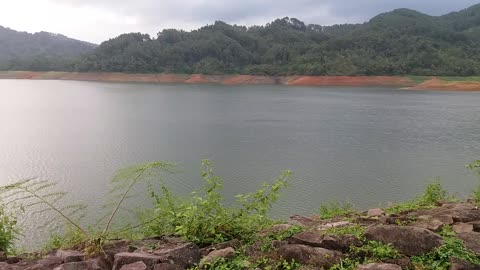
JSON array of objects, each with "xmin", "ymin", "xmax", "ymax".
[{"xmin": 3, "ymin": 4, "xmax": 480, "ymax": 76}]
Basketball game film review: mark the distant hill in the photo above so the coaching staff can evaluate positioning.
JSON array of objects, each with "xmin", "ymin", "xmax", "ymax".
[
  {"xmin": 4, "ymin": 4, "xmax": 480, "ymax": 76},
  {"xmin": 0, "ymin": 26, "xmax": 96, "ymax": 71}
]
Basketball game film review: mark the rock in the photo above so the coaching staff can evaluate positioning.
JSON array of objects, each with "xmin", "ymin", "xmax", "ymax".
[
  {"xmin": 278, "ymin": 244, "xmax": 343, "ymax": 268},
  {"xmin": 245, "ymin": 241, "xmax": 262, "ymax": 256},
  {"xmin": 288, "ymin": 231, "xmax": 361, "ymax": 252},
  {"xmin": 258, "ymin": 224, "xmax": 292, "ymax": 237},
  {"xmin": 435, "ymin": 215, "xmax": 455, "ymax": 225},
  {"xmin": 288, "ymin": 231, "xmax": 324, "ymax": 246},
  {"xmin": 457, "ymin": 232, "xmax": 480, "ymax": 256},
  {"xmin": 449, "ymin": 257, "xmax": 480, "ymax": 270},
  {"xmin": 120, "ymin": 261, "xmax": 148, "ymax": 270},
  {"xmin": 364, "ymin": 225, "xmax": 443, "ymax": 256},
  {"xmin": 153, "ymin": 242, "xmax": 200, "ymax": 268},
  {"xmin": 200, "ymin": 247, "xmax": 235, "ymax": 267},
  {"xmin": 53, "ymin": 262, "xmax": 89, "ymax": 270},
  {"xmin": 36, "ymin": 255, "xmax": 64, "ymax": 268},
  {"xmin": 199, "ymin": 239, "xmax": 242, "ymax": 256},
  {"xmin": 113, "ymin": 253, "xmax": 163, "ymax": 270},
  {"xmin": 454, "ymin": 223, "xmax": 474, "ymax": 234},
  {"xmin": 385, "ymin": 217, "xmax": 414, "ymax": 226},
  {"xmin": 316, "ymin": 221, "xmax": 351, "ymax": 231},
  {"xmin": 431, "ymin": 204, "xmax": 480, "ymax": 223},
  {"xmin": 383, "ymin": 257, "xmax": 412, "ymax": 269},
  {"xmin": 367, "ymin": 208, "xmax": 385, "ymax": 217},
  {"xmin": 322, "ymin": 235, "xmax": 363, "ymax": 252},
  {"xmin": 357, "ymin": 217, "xmax": 381, "ymax": 226},
  {"xmin": 288, "ymin": 215, "xmax": 316, "ymax": 227},
  {"xmin": 5, "ymin": 257, "xmax": 20, "ymax": 264},
  {"xmin": 56, "ymin": 250, "xmax": 85, "ymax": 263},
  {"xmin": 411, "ymin": 219, "xmax": 445, "ymax": 232},
  {"xmin": 469, "ymin": 221, "xmax": 480, "ymax": 233},
  {"xmin": 357, "ymin": 263, "xmax": 402, "ymax": 270},
  {"xmin": 153, "ymin": 264, "xmax": 184, "ymax": 270},
  {"xmin": 85, "ymin": 256, "xmax": 112, "ymax": 270},
  {"xmin": 0, "ymin": 262, "xmax": 20, "ymax": 270},
  {"xmin": 271, "ymin": 240, "xmax": 289, "ymax": 249},
  {"xmin": 24, "ymin": 266, "xmax": 50, "ymax": 270}
]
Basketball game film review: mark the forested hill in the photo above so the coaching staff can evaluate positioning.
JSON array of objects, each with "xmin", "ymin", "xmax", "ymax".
[
  {"xmin": 0, "ymin": 26, "xmax": 96, "ymax": 71},
  {"xmin": 4, "ymin": 4, "xmax": 480, "ymax": 76}
]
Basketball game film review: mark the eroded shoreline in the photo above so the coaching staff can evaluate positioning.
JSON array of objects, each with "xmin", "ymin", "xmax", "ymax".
[{"xmin": 1, "ymin": 71, "xmax": 480, "ymax": 91}]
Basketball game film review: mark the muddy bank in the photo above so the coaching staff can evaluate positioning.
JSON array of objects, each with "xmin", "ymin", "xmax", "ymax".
[{"xmin": 2, "ymin": 71, "xmax": 480, "ymax": 91}]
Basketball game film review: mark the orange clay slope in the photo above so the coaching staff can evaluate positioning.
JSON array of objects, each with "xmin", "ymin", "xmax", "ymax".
[
  {"xmin": 407, "ymin": 77, "xmax": 480, "ymax": 91},
  {"xmin": 2, "ymin": 71, "xmax": 480, "ymax": 91}
]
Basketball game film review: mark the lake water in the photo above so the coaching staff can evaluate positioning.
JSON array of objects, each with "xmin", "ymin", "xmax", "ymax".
[{"xmin": 1, "ymin": 80, "xmax": 480, "ymax": 248}]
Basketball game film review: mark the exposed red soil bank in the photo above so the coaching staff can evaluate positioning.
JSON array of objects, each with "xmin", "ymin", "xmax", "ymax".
[
  {"xmin": 2, "ymin": 71, "xmax": 480, "ymax": 91},
  {"xmin": 409, "ymin": 78, "xmax": 480, "ymax": 91},
  {"xmin": 287, "ymin": 76, "xmax": 413, "ymax": 87}
]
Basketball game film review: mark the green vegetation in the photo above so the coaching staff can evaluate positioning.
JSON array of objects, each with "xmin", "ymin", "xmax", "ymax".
[
  {"xmin": 143, "ymin": 160, "xmax": 291, "ymax": 245},
  {"xmin": 0, "ymin": 205, "xmax": 17, "ymax": 254},
  {"xmin": 467, "ymin": 160, "xmax": 480, "ymax": 203},
  {"xmin": 412, "ymin": 226, "xmax": 480, "ymax": 269},
  {"xmin": 71, "ymin": 5, "xmax": 480, "ymax": 76},
  {"xmin": 3, "ymin": 5, "xmax": 480, "ymax": 75},
  {"xmin": 0, "ymin": 160, "xmax": 290, "ymax": 254},
  {"xmin": 1, "ymin": 160, "xmax": 480, "ymax": 269},
  {"xmin": 386, "ymin": 180, "xmax": 450, "ymax": 214},
  {"xmin": 193, "ymin": 255, "xmax": 300, "ymax": 270},
  {"xmin": 319, "ymin": 201, "xmax": 355, "ymax": 219},
  {"xmin": 0, "ymin": 162, "xmax": 176, "ymax": 254},
  {"xmin": 323, "ymin": 224, "xmax": 366, "ymax": 239}
]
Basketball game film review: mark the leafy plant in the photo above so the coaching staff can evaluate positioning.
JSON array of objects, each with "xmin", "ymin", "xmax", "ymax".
[
  {"xmin": 0, "ymin": 204, "xmax": 18, "ymax": 254},
  {"xmin": 0, "ymin": 161, "xmax": 175, "ymax": 254},
  {"xmin": 192, "ymin": 254, "xmax": 301, "ymax": 270},
  {"xmin": 419, "ymin": 179, "xmax": 449, "ymax": 205},
  {"xmin": 411, "ymin": 226, "xmax": 480, "ymax": 269},
  {"xmin": 352, "ymin": 241, "xmax": 401, "ymax": 261},
  {"xmin": 323, "ymin": 224, "xmax": 365, "ymax": 239},
  {"xmin": 144, "ymin": 160, "xmax": 291, "ymax": 245},
  {"xmin": 386, "ymin": 180, "xmax": 450, "ymax": 214},
  {"xmin": 467, "ymin": 160, "xmax": 480, "ymax": 203},
  {"xmin": 319, "ymin": 201, "xmax": 355, "ymax": 219},
  {"xmin": 258, "ymin": 225, "xmax": 303, "ymax": 252},
  {"xmin": 330, "ymin": 258, "xmax": 361, "ymax": 270}
]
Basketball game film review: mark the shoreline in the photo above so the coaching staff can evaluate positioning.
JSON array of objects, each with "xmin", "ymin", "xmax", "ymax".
[{"xmin": 1, "ymin": 71, "xmax": 480, "ymax": 91}]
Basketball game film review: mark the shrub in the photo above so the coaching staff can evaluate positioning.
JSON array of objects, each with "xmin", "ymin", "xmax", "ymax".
[
  {"xmin": 0, "ymin": 205, "xmax": 17, "ymax": 254},
  {"xmin": 1, "ymin": 161, "xmax": 175, "ymax": 254},
  {"xmin": 467, "ymin": 160, "xmax": 480, "ymax": 203},
  {"xmin": 419, "ymin": 179, "xmax": 449, "ymax": 205},
  {"xmin": 319, "ymin": 201, "xmax": 355, "ymax": 219},
  {"xmin": 143, "ymin": 160, "xmax": 291, "ymax": 245},
  {"xmin": 411, "ymin": 226, "xmax": 480, "ymax": 269},
  {"xmin": 386, "ymin": 180, "xmax": 450, "ymax": 214}
]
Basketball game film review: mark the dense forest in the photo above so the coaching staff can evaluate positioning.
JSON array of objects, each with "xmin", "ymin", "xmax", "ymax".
[
  {"xmin": 0, "ymin": 26, "xmax": 96, "ymax": 71},
  {"xmin": 2, "ymin": 4, "xmax": 480, "ymax": 76}
]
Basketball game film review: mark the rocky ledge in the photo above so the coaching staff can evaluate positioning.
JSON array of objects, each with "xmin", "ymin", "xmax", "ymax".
[{"xmin": 2, "ymin": 202, "xmax": 480, "ymax": 270}]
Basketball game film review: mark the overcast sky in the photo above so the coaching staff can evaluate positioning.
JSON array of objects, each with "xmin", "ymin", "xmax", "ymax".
[{"xmin": 1, "ymin": 0, "xmax": 479, "ymax": 44}]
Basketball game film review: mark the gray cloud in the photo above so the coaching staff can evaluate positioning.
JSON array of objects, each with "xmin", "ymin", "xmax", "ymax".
[{"xmin": 45, "ymin": 0, "xmax": 480, "ymax": 41}]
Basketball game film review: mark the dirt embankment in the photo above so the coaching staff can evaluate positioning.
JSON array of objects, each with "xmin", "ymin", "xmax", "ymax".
[
  {"xmin": 2, "ymin": 71, "xmax": 480, "ymax": 91},
  {"xmin": 287, "ymin": 76, "xmax": 414, "ymax": 87},
  {"xmin": 408, "ymin": 78, "xmax": 480, "ymax": 91}
]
